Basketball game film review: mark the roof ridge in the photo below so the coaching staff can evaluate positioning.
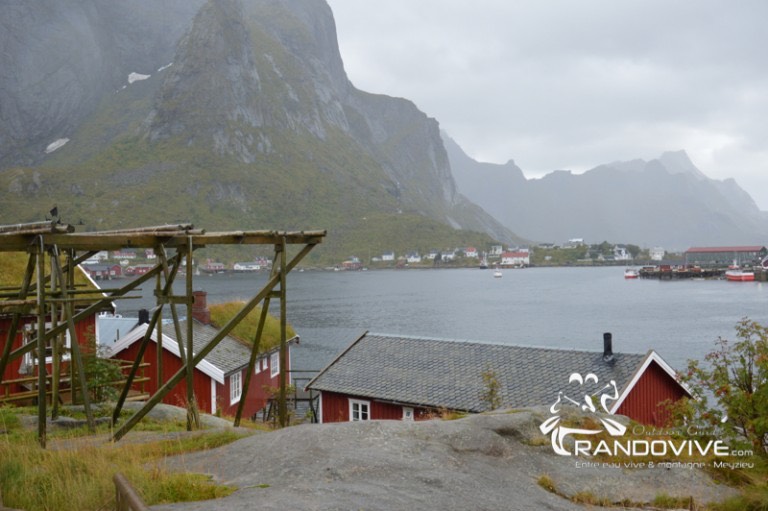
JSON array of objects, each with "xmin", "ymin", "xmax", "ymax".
[{"xmin": 365, "ymin": 332, "xmax": 647, "ymax": 356}]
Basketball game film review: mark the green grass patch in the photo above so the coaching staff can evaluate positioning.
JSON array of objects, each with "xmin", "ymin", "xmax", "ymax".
[
  {"xmin": 208, "ymin": 301, "xmax": 295, "ymax": 352},
  {"xmin": 0, "ymin": 427, "xmax": 243, "ymax": 510}
]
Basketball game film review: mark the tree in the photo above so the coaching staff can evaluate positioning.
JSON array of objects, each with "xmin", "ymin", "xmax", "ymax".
[
  {"xmin": 626, "ymin": 244, "xmax": 641, "ymax": 259},
  {"xmin": 676, "ymin": 318, "xmax": 768, "ymax": 456}
]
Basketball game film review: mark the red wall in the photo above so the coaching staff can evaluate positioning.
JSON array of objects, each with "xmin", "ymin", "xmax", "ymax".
[
  {"xmin": 112, "ymin": 339, "xmax": 290, "ymax": 419},
  {"xmin": 320, "ymin": 391, "xmax": 431, "ymax": 423},
  {"xmin": 216, "ymin": 354, "xmax": 287, "ymax": 419},
  {"xmin": 112, "ymin": 341, "xmax": 212, "ymax": 412},
  {"xmin": 1, "ymin": 315, "xmax": 96, "ymax": 395},
  {"xmin": 616, "ymin": 360, "xmax": 688, "ymax": 425}
]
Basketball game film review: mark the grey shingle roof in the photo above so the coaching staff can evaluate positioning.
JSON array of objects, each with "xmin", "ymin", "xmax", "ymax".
[
  {"xmin": 308, "ymin": 333, "xmax": 650, "ymax": 413},
  {"xmin": 163, "ymin": 320, "xmax": 252, "ymax": 375}
]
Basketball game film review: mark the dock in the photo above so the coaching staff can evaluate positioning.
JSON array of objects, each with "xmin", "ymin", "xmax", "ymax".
[{"xmin": 638, "ymin": 266, "xmax": 768, "ymax": 281}]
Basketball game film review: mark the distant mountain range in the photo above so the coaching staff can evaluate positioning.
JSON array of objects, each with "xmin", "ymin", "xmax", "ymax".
[{"xmin": 444, "ymin": 133, "xmax": 768, "ymax": 249}]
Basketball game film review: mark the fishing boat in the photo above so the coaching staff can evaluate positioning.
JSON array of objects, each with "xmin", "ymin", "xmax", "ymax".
[
  {"xmin": 725, "ymin": 269, "xmax": 755, "ymax": 282},
  {"xmin": 624, "ymin": 268, "xmax": 640, "ymax": 279}
]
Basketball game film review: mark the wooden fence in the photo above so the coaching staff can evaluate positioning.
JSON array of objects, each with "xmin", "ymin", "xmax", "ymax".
[{"xmin": 113, "ymin": 473, "xmax": 148, "ymax": 511}]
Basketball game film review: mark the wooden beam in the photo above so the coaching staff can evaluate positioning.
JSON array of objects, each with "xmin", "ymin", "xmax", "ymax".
[{"xmin": 0, "ymin": 230, "xmax": 325, "ymax": 252}]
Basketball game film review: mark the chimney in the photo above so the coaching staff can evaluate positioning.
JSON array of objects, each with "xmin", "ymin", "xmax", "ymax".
[
  {"xmin": 192, "ymin": 290, "xmax": 211, "ymax": 325},
  {"xmin": 603, "ymin": 332, "xmax": 614, "ymax": 362},
  {"xmin": 138, "ymin": 309, "xmax": 150, "ymax": 325}
]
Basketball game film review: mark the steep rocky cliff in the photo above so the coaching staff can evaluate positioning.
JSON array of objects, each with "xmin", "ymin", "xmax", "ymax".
[
  {"xmin": 0, "ymin": 0, "xmax": 205, "ymax": 167},
  {"xmin": 0, "ymin": 0, "xmax": 517, "ymax": 258}
]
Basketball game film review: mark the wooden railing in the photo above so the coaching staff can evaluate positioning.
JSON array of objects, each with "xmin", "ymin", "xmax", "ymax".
[{"xmin": 113, "ymin": 473, "xmax": 148, "ymax": 511}]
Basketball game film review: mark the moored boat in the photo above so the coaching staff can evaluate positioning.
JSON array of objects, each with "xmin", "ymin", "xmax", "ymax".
[
  {"xmin": 725, "ymin": 269, "xmax": 755, "ymax": 282},
  {"xmin": 624, "ymin": 268, "xmax": 639, "ymax": 279}
]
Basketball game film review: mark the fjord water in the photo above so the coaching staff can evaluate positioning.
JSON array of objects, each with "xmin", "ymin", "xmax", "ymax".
[{"xmin": 122, "ymin": 267, "xmax": 768, "ymax": 373}]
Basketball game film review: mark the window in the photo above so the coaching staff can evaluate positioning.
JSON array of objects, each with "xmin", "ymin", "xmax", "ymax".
[
  {"xmin": 262, "ymin": 358, "xmax": 268, "ymax": 372},
  {"xmin": 230, "ymin": 371, "xmax": 242, "ymax": 404},
  {"xmin": 255, "ymin": 357, "xmax": 261, "ymax": 374},
  {"xmin": 22, "ymin": 323, "xmax": 71, "ymax": 369},
  {"xmin": 403, "ymin": 407, "xmax": 414, "ymax": 421},
  {"xmin": 270, "ymin": 352, "xmax": 279, "ymax": 378},
  {"xmin": 349, "ymin": 399, "xmax": 370, "ymax": 421}
]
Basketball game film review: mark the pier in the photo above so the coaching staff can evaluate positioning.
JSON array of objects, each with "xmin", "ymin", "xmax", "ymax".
[{"xmin": 638, "ymin": 266, "xmax": 768, "ymax": 281}]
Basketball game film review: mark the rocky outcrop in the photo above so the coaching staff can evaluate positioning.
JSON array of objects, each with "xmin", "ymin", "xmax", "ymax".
[{"xmin": 153, "ymin": 408, "xmax": 736, "ymax": 510}]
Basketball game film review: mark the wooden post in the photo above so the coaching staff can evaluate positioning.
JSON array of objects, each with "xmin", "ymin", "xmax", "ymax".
[
  {"xmin": 278, "ymin": 237, "xmax": 288, "ymax": 427},
  {"xmin": 155, "ymin": 255, "xmax": 163, "ymax": 390},
  {"xmin": 35, "ymin": 237, "xmax": 47, "ymax": 447},
  {"xmin": 50, "ymin": 250, "xmax": 95, "ymax": 432},
  {"xmin": 50, "ymin": 248, "xmax": 60, "ymax": 419},
  {"xmin": 185, "ymin": 237, "xmax": 200, "ymax": 430},
  {"xmin": 233, "ymin": 296, "xmax": 270, "ymax": 426}
]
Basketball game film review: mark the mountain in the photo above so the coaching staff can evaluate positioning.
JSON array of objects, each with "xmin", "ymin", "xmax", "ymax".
[
  {"xmin": 0, "ymin": 0, "xmax": 518, "ymax": 262},
  {"xmin": 445, "ymin": 133, "xmax": 768, "ymax": 249}
]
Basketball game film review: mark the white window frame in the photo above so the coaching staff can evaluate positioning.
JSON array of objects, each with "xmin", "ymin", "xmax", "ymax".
[
  {"xmin": 255, "ymin": 357, "xmax": 261, "ymax": 374},
  {"xmin": 230, "ymin": 371, "xmax": 242, "ymax": 405},
  {"xmin": 270, "ymin": 351, "xmax": 280, "ymax": 378},
  {"xmin": 262, "ymin": 358, "xmax": 268, "ymax": 372},
  {"xmin": 23, "ymin": 323, "xmax": 72, "ymax": 367},
  {"xmin": 349, "ymin": 399, "xmax": 370, "ymax": 422},
  {"xmin": 403, "ymin": 406, "xmax": 414, "ymax": 421}
]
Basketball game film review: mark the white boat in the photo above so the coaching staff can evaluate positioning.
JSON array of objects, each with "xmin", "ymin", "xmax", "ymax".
[
  {"xmin": 624, "ymin": 268, "xmax": 639, "ymax": 279},
  {"xmin": 493, "ymin": 270, "xmax": 503, "ymax": 278}
]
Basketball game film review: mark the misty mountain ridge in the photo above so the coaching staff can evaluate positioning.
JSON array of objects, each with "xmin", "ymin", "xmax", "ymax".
[{"xmin": 445, "ymin": 132, "xmax": 768, "ymax": 249}]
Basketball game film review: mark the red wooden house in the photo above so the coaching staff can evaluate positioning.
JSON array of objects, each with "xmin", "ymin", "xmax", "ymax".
[
  {"xmin": 1, "ymin": 263, "xmax": 109, "ymax": 402},
  {"xmin": 0, "ymin": 314, "xmax": 98, "ymax": 400},
  {"xmin": 109, "ymin": 292, "xmax": 296, "ymax": 418},
  {"xmin": 307, "ymin": 332, "xmax": 690, "ymax": 425}
]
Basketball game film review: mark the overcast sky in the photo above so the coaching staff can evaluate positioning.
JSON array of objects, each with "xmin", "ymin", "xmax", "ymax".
[{"xmin": 325, "ymin": 0, "xmax": 768, "ymax": 209}]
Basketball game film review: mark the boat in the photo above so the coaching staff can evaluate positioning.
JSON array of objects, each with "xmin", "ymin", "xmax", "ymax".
[
  {"xmin": 624, "ymin": 268, "xmax": 639, "ymax": 279},
  {"xmin": 725, "ymin": 269, "xmax": 755, "ymax": 282},
  {"xmin": 493, "ymin": 269, "xmax": 503, "ymax": 278}
]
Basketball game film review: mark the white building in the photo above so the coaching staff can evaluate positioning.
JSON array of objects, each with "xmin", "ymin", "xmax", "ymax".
[
  {"xmin": 406, "ymin": 252, "xmax": 422, "ymax": 264},
  {"xmin": 650, "ymin": 247, "xmax": 665, "ymax": 261},
  {"xmin": 613, "ymin": 245, "xmax": 633, "ymax": 261},
  {"xmin": 500, "ymin": 251, "xmax": 530, "ymax": 267},
  {"xmin": 381, "ymin": 251, "xmax": 395, "ymax": 262}
]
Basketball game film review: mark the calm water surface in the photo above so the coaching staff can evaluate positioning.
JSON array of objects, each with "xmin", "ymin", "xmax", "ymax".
[{"xmin": 121, "ymin": 267, "xmax": 768, "ymax": 372}]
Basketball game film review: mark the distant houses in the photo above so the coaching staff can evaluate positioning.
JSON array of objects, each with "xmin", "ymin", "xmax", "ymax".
[
  {"xmin": 650, "ymin": 247, "xmax": 665, "ymax": 261},
  {"xmin": 81, "ymin": 263, "xmax": 123, "ymax": 280}
]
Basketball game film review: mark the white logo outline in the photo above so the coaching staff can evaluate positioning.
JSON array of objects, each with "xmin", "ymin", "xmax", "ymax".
[{"xmin": 539, "ymin": 372, "xmax": 627, "ymax": 456}]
